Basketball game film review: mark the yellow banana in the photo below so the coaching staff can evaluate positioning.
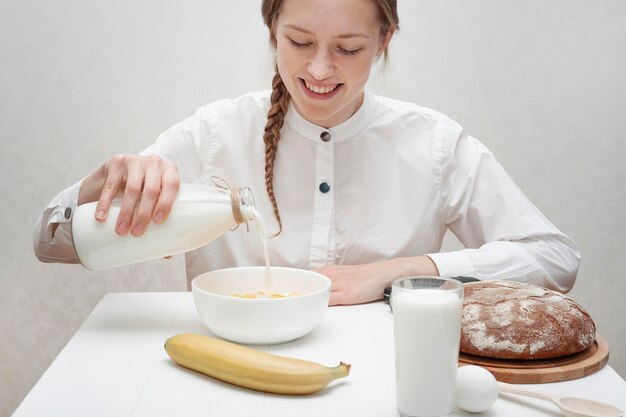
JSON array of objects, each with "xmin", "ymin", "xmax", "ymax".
[{"xmin": 164, "ymin": 333, "xmax": 351, "ymax": 395}]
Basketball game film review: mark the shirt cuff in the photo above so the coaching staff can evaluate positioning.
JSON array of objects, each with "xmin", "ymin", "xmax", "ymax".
[
  {"xmin": 48, "ymin": 181, "xmax": 81, "ymax": 224},
  {"xmin": 426, "ymin": 250, "xmax": 476, "ymax": 279}
]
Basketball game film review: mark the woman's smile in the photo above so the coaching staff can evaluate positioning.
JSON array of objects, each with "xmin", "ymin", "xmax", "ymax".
[
  {"xmin": 275, "ymin": 0, "xmax": 390, "ymax": 128},
  {"xmin": 301, "ymin": 79, "xmax": 343, "ymax": 98}
]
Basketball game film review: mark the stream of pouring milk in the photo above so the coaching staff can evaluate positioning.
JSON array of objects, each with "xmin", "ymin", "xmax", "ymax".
[{"xmin": 248, "ymin": 207, "xmax": 273, "ymax": 294}]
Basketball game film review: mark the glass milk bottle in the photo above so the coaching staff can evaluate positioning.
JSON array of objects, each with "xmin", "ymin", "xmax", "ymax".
[{"xmin": 71, "ymin": 183, "xmax": 255, "ymax": 270}]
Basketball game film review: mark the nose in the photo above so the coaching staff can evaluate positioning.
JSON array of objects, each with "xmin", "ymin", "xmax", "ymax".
[{"xmin": 308, "ymin": 49, "xmax": 334, "ymax": 80}]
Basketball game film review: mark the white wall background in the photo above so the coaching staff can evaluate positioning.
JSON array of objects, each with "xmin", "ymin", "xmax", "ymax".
[{"xmin": 1, "ymin": 1, "xmax": 625, "ymax": 415}]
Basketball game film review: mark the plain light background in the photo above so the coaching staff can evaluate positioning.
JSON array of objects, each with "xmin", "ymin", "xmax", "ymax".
[{"xmin": 1, "ymin": 1, "xmax": 625, "ymax": 416}]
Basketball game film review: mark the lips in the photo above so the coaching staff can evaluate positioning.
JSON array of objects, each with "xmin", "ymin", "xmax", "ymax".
[{"xmin": 302, "ymin": 79, "xmax": 341, "ymax": 95}]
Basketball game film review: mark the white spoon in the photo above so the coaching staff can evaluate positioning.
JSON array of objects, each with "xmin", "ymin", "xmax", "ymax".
[{"xmin": 498, "ymin": 382, "xmax": 623, "ymax": 417}]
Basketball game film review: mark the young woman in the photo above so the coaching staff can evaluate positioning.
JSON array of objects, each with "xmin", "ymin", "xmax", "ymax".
[{"xmin": 33, "ymin": 0, "xmax": 580, "ymax": 305}]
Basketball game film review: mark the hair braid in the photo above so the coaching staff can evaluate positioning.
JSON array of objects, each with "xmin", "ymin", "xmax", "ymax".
[{"xmin": 263, "ymin": 69, "xmax": 291, "ymax": 236}]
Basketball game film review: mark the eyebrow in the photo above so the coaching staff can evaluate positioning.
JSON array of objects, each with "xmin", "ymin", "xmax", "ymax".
[{"xmin": 284, "ymin": 24, "xmax": 371, "ymax": 39}]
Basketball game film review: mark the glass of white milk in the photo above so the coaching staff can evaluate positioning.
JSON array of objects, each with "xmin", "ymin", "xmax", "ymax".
[{"xmin": 391, "ymin": 277, "xmax": 464, "ymax": 417}]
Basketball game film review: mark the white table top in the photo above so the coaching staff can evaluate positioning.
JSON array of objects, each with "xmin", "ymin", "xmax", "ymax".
[{"xmin": 13, "ymin": 292, "xmax": 626, "ymax": 417}]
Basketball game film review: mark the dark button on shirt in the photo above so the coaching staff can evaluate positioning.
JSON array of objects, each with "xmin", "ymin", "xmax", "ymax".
[
  {"xmin": 320, "ymin": 131, "xmax": 331, "ymax": 142},
  {"xmin": 319, "ymin": 182, "xmax": 330, "ymax": 193},
  {"xmin": 64, "ymin": 207, "xmax": 72, "ymax": 219}
]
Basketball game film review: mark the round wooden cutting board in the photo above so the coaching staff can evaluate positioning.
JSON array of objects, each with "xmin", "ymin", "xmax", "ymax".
[{"xmin": 458, "ymin": 334, "xmax": 609, "ymax": 384}]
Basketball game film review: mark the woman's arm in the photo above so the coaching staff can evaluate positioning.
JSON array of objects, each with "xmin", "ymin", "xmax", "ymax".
[
  {"xmin": 318, "ymin": 132, "xmax": 580, "ymax": 306},
  {"xmin": 32, "ymin": 181, "xmax": 82, "ymax": 263},
  {"xmin": 427, "ymin": 132, "xmax": 580, "ymax": 293},
  {"xmin": 316, "ymin": 255, "xmax": 439, "ymax": 306},
  {"xmin": 33, "ymin": 103, "xmax": 215, "ymax": 265},
  {"xmin": 33, "ymin": 154, "xmax": 180, "ymax": 264}
]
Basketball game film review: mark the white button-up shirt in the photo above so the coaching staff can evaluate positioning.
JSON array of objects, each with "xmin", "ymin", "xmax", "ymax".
[{"xmin": 33, "ymin": 89, "xmax": 580, "ymax": 292}]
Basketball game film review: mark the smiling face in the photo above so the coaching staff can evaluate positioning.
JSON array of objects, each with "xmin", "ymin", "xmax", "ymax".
[{"xmin": 274, "ymin": 0, "xmax": 392, "ymax": 128}]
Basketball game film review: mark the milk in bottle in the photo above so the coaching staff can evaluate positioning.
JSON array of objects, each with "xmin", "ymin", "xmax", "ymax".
[{"xmin": 71, "ymin": 183, "xmax": 256, "ymax": 270}]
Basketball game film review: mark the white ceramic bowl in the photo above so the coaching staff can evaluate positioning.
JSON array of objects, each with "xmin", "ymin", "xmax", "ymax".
[{"xmin": 191, "ymin": 266, "xmax": 331, "ymax": 345}]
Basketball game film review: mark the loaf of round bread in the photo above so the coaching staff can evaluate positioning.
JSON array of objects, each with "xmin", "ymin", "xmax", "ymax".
[{"xmin": 461, "ymin": 281, "xmax": 596, "ymax": 360}]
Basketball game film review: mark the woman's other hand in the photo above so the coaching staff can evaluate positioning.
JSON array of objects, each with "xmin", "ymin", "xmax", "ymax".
[
  {"xmin": 78, "ymin": 154, "xmax": 180, "ymax": 236},
  {"xmin": 315, "ymin": 256, "xmax": 439, "ymax": 306}
]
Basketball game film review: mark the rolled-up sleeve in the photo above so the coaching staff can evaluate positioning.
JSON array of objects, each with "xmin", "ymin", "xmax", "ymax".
[
  {"xmin": 427, "ymin": 132, "xmax": 580, "ymax": 293},
  {"xmin": 33, "ymin": 181, "xmax": 82, "ymax": 264}
]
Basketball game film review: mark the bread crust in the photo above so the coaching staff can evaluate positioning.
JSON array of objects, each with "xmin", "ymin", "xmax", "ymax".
[{"xmin": 461, "ymin": 281, "xmax": 596, "ymax": 360}]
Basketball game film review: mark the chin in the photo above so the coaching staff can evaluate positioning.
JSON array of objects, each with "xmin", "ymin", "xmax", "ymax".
[
  {"xmin": 292, "ymin": 101, "xmax": 342, "ymax": 127},
  {"xmin": 301, "ymin": 110, "xmax": 339, "ymax": 127}
]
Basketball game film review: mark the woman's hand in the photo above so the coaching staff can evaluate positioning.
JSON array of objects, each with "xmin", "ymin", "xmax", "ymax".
[
  {"xmin": 315, "ymin": 256, "xmax": 439, "ymax": 306},
  {"xmin": 78, "ymin": 154, "xmax": 180, "ymax": 236}
]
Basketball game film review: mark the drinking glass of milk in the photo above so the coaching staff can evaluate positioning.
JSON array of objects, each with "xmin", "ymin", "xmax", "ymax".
[{"xmin": 391, "ymin": 277, "xmax": 464, "ymax": 417}]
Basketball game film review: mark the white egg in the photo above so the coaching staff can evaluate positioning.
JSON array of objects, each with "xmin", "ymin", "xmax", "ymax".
[{"xmin": 456, "ymin": 365, "xmax": 499, "ymax": 413}]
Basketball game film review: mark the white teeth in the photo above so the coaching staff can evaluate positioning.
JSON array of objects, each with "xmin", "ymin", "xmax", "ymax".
[{"xmin": 304, "ymin": 81, "xmax": 338, "ymax": 94}]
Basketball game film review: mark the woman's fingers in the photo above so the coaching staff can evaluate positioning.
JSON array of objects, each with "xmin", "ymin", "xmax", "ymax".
[
  {"xmin": 92, "ymin": 154, "xmax": 180, "ymax": 236},
  {"xmin": 117, "ymin": 162, "xmax": 144, "ymax": 236},
  {"xmin": 93, "ymin": 154, "xmax": 180, "ymax": 236},
  {"xmin": 153, "ymin": 165, "xmax": 180, "ymax": 224},
  {"xmin": 316, "ymin": 263, "xmax": 389, "ymax": 306},
  {"xmin": 94, "ymin": 155, "xmax": 126, "ymax": 222},
  {"xmin": 129, "ymin": 156, "xmax": 164, "ymax": 236}
]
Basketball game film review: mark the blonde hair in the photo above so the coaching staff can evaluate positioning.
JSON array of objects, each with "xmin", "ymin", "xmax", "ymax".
[{"xmin": 260, "ymin": 0, "xmax": 398, "ymax": 235}]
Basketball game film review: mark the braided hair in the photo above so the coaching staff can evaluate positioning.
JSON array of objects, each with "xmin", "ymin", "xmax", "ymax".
[
  {"xmin": 262, "ymin": 70, "xmax": 290, "ymax": 236},
  {"xmin": 260, "ymin": 0, "xmax": 398, "ymax": 235}
]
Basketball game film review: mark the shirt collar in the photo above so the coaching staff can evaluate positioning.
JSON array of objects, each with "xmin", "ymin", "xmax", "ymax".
[{"xmin": 285, "ymin": 87, "xmax": 376, "ymax": 143}]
